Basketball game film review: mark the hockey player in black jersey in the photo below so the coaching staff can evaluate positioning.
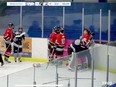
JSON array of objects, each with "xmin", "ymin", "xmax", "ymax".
[{"xmin": 13, "ymin": 27, "xmax": 25, "ymax": 62}]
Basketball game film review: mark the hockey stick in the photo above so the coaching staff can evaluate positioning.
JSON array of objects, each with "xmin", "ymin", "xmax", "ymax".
[
  {"xmin": 45, "ymin": 48, "xmax": 55, "ymax": 69},
  {"xmin": 2, "ymin": 40, "xmax": 13, "ymax": 56},
  {"xmin": 45, "ymin": 53, "xmax": 71, "ymax": 70},
  {"xmin": 46, "ymin": 47, "xmax": 66, "ymax": 69}
]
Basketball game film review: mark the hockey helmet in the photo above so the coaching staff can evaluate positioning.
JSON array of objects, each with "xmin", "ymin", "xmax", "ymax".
[
  {"xmin": 8, "ymin": 23, "xmax": 14, "ymax": 27},
  {"xmin": 83, "ymin": 28, "xmax": 91, "ymax": 35},
  {"xmin": 60, "ymin": 27, "xmax": 64, "ymax": 33},
  {"xmin": 18, "ymin": 27, "xmax": 23, "ymax": 33},
  {"xmin": 54, "ymin": 26, "xmax": 61, "ymax": 34},
  {"xmin": 8, "ymin": 23, "xmax": 14, "ymax": 29}
]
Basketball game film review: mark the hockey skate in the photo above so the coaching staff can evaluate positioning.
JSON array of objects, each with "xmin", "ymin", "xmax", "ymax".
[
  {"xmin": 49, "ymin": 56, "xmax": 54, "ymax": 62},
  {"xmin": 0, "ymin": 62, "xmax": 4, "ymax": 66},
  {"xmin": 4, "ymin": 57, "xmax": 11, "ymax": 63},
  {"xmin": 18, "ymin": 58, "xmax": 22, "ymax": 62},
  {"xmin": 14, "ymin": 58, "xmax": 17, "ymax": 62},
  {"xmin": 77, "ymin": 56, "xmax": 88, "ymax": 71},
  {"xmin": 67, "ymin": 64, "xmax": 75, "ymax": 71}
]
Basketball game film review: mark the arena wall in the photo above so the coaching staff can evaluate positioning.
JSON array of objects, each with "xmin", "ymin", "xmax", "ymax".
[
  {"xmin": 0, "ymin": 37, "xmax": 116, "ymax": 73},
  {"xmin": 94, "ymin": 44, "xmax": 116, "ymax": 73}
]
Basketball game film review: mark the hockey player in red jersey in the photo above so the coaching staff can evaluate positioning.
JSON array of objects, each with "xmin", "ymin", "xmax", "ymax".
[
  {"xmin": 67, "ymin": 29, "xmax": 94, "ymax": 70},
  {"xmin": 79, "ymin": 28, "xmax": 92, "ymax": 48},
  {"xmin": 48, "ymin": 27, "xmax": 58, "ymax": 54},
  {"xmin": 3, "ymin": 23, "xmax": 14, "ymax": 63},
  {"xmin": 48, "ymin": 27, "xmax": 61, "ymax": 60},
  {"xmin": 55, "ymin": 27, "xmax": 66, "ymax": 58}
]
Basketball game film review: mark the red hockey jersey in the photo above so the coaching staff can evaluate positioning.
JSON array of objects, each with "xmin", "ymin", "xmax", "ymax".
[
  {"xmin": 80, "ymin": 34, "xmax": 91, "ymax": 46},
  {"xmin": 3, "ymin": 28, "xmax": 14, "ymax": 41},
  {"xmin": 55, "ymin": 33, "xmax": 66, "ymax": 47},
  {"xmin": 82, "ymin": 35, "xmax": 90, "ymax": 42},
  {"xmin": 49, "ymin": 32, "xmax": 57, "ymax": 44}
]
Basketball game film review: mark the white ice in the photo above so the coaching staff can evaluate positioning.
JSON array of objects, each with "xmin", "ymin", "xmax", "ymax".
[{"xmin": 0, "ymin": 62, "xmax": 116, "ymax": 87}]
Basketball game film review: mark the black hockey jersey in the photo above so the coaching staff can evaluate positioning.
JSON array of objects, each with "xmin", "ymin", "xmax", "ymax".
[{"xmin": 13, "ymin": 32, "xmax": 25, "ymax": 46}]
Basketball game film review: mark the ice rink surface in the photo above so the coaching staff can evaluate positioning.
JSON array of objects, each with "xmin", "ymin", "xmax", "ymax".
[{"xmin": 0, "ymin": 62, "xmax": 116, "ymax": 87}]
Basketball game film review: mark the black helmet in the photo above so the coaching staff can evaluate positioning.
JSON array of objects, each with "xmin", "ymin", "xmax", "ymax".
[
  {"xmin": 53, "ymin": 26, "xmax": 61, "ymax": 34},
  {"xmin": 8, "ymin": 23, "xmax": 14, "ymax": 27},
  {"xmin": 18, "ymin": 27, "xmax": 23, "ymax": 33},
  {"xmin": 83, "ymin": 28, "xmax": 91, "ymax": 35},
  {"xmin": 60, "ymin": 27, "xmax": 64, "ymax": 33},
  {"xmin": 8, "ymin": 23, "xmax": 14, "ymax": 29}
]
